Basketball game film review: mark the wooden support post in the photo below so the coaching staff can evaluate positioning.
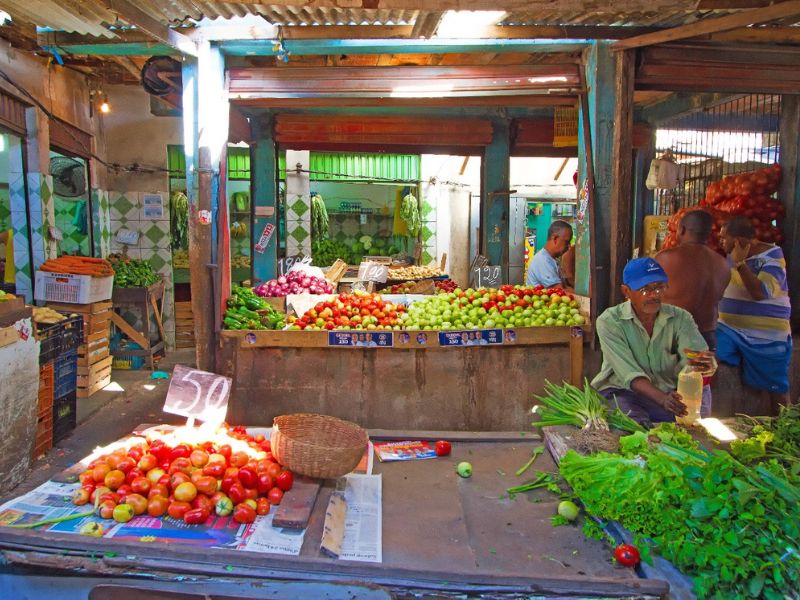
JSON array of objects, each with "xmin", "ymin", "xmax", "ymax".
[
  {"xmin": 251, "ymin": 116, "xmax": 278, "ymax": 285},
  {"xmin": 779, "ymin": 95, "xmax": 800, "ymax": 331},
  {"xmin": 569, "ymin": 327, "xmax": 585, "ymax": 386},
  {"xmin": 609, "ymin": 50, "xmax": 634, "ymax": 306},
  {"xmin": 183, "ymin": 42, "xmax": 228, "ymax": 372},
  {"xmin": 481, "ymin": 117, "xmax": 511, "ymax": 280},
  {"xmin": 579, "ymin": 42, "xmax": 617, "ymax": 321}
]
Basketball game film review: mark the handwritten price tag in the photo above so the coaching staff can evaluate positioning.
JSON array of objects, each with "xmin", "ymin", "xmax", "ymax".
[
  {"xmin": 473, "ymin": 265, "xmax": 502, "ymax": 288},
  {"xmin": 163, "ymin": 365, "xmax": 232, "ymax": 424},
  {"xmin": 279, "ymin": 254, "xmax": 312, "ymax": 276},
  {"xmin": 358, "ymin": 262, "xmax": 389, "ymax": 283}
]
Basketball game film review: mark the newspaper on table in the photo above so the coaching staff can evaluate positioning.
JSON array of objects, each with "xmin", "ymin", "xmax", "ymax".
[{"xmin": 339, "ymin": 473, "xmax": 382, "ymax": 563}]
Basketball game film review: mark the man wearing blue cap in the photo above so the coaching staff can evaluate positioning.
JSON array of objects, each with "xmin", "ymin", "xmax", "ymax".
[{"xmin": 591, "ymin": 257, "xmax": 716, "ymax": 426}]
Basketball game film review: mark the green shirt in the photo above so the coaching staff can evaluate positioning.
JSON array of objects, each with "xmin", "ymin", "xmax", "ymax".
[{"xmin": 591, "ymin": 301, "xmax": 707, "ymax": 393}]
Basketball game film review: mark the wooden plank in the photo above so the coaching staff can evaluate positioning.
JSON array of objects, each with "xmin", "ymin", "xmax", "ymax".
[
  {"xmin": 609, "ymin": 49, "xmax": 634, "ymax": 308},
  {"xmin": 77, "ymin": 364, "xmax": 113, "ymax": 388},
  {"xmin": 77, "ymin": 355, "xmax": 113, "ymax": 377},
  {"xmin": 77, "ymin": 347, "xmax": 110, "ymax": 365},
  {"xmin": 612, "ymin": 0, "xmax": 800, "ymax": 50},
  {"xmin": 779, "ymin": 96, "xmax": 800, "ymax": 331},
  {"xmin": 319, "ymin": 492, "xmax": 347, "ymax": 559},
  {"xmin": 0, "ymin": 325, "xmax": 18, "ymax": 348},
  {"xmin": 107, "ymin": 0, "xmax": 197, "ymax": 56},
  {"xmin": 149, "ymin": 293, "xmax": 167, "ymax": 347},
  {"xmin": 48, "ymin": 300, "xmax": 112, "ymax": 314},
  {"xmin": 271, "ymin": 477, "xmax": 322, "ymax": 529},
  {"xmin": 110, "ymin": 311, "xmax": 150, "ymax": 350}
]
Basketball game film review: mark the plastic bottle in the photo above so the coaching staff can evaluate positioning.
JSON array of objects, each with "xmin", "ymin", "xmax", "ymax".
[{"xmin": 676, "ymin": 365, "xmax": 703, "ymax": 426}]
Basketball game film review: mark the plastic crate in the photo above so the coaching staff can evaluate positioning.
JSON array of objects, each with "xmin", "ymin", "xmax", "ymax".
[
  {"xmin": 34, "ymin": 271, "xmax": 113, "ymax": 304},
  {"xmin": 36, "ymin": 314, "xmax": 84, "ymax": 365},
  {"xmin": 32, "ymin": 409, "xmax": 53, "ymax": 459},
  {"xmin": 38, "ymin": 362, "xmax": 54, "ymax": 417},
  {"xmin": 53, "ymin": 391, "xmax": 77, "ymax": 443},
  {"xmin": 54, "ymin": 348, "xmax": 78, "ymax": 398}
]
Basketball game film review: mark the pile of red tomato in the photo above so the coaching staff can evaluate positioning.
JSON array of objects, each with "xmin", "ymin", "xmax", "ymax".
[
  {"xmin": 434, "ymin": 278, "xmax": 458, "ymax": 293},
  {"xmin": 288, "ymin": 291, "xmax": 407, "ymax": 331},
  {"xmin": 72, "ymin": 425, "xmax": 293, "ymax": 526},
  {"xmin": 662, "ymin": 164, "xmax": 784, "ymax": 252}
]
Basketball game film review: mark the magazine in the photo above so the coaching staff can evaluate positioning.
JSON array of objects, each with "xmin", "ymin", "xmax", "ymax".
[{"xmin": 373, "ymin": 440, "xmax": 437, "ymax": 462}]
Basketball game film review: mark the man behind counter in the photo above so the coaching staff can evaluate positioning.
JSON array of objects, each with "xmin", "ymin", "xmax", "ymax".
[
  {"xmin": 526, "ymin": 220, "xmax": 573, "ymax": 289},
  {"xmin": 592, "ymin": 257, "xmax": 716, "ymax": 427}
]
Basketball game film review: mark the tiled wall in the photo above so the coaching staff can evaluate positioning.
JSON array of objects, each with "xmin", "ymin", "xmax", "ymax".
[
  {"xmin": 284, "ymin": 151, "xmax": 312, "ymax": 257},
  {"xmin": 53, "ymin": 196, "xmax": 91, "ymax": 256},
  {"xmin": 419, "ymin": 187, "xmax": 438, "ymax": 266},
  {"xmin": 91, "ymin": 188, "xmax": 111, "ymax": 257},
  {"xmin": 109, "ymin": 191, "xmax": 175, "ymax": 349},
  {"xmin": 8, "ymin": 137, "xmax": 32, "ymax": 300}
]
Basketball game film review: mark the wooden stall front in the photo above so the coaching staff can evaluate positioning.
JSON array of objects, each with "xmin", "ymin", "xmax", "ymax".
[{"xmin": 219, "ymin": 326, "xmax": 586, "ymax": 431}]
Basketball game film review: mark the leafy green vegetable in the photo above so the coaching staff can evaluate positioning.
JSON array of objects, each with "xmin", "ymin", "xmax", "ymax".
[
  {"xmin": 109, "ymin": 256, "xmax": 160, "ymax": 288},
  {"xmin": 559, "ymin": 423, "xmax": 800, "ymax": 599},
  {"xmin": 400, "ymin": 192, "xmax": 421, "ymax": 236},
  {"xmin": 311, "ymin": 194, "xmax": 329, "ymax": 241},
  {"xmin": 170, "ymin": 191, "xmax": 189, "ymax": 250}
]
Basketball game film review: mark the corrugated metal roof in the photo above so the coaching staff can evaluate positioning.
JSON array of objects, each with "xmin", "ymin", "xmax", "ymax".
[{"xmin": 1, "ymin": 1, "xmax": 798, "ymax": 39}]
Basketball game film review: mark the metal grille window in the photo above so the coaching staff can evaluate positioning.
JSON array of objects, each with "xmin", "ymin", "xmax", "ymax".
[{"xmin": 652, "ymin": 94, "xmax": 781, "ymax": 215}]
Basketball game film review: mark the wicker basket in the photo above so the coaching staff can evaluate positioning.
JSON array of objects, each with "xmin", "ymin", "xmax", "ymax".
[{"xmin": 271, "ymin": 413, "xmax": 368, "ymax": 479}]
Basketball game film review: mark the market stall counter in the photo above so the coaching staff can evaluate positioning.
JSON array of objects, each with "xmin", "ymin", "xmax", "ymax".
[
  {"xmin": 220, "ymin": 325, "xmax": 586, "ymax": 431},
  {"xmin": 0, "ymin": 426, "xmax": 667, "ymax": 598}
]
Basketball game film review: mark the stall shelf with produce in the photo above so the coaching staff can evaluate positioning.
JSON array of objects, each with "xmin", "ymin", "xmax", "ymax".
[
  {"xmin": 219, "ymin": 286, "xmax": 588, "ymax": 431},
  {"xmin": 0, "ymin": 423, "xmax": 667, "ymax": 598}
]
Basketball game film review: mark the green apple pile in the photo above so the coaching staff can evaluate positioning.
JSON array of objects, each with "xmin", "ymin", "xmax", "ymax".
[{"xmin": 400, "ymin": 285, "xmax": 585, "ymax": 331}]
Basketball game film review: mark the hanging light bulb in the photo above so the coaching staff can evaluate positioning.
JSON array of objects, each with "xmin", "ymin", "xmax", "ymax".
[{"xmin": 99, "ymin": 93, "xmax": 110, "ymax": 114}]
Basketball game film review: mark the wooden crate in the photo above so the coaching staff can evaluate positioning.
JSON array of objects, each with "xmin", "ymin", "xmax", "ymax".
[
  {"xmin": 77, "ymin": 355, "xmax": 113, "ymax": 377},
  {"xmin": 77, "ymin": 375, "xmax": 111, "ymax": 399},
  {"xmin": 48, "ymin": 300, "xmax": 112, "ymax": 315},
  {"xmin": 77, "ymin": 361, "xmax": 112, "ymax": 389},
  {"xmin": 174, "ymin": 301, "xmax": 195, "ymax": 349}
]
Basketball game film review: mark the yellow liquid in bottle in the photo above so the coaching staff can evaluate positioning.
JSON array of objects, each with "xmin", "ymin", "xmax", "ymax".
[{"xmin": 676, "ymin": 367, "xmax": 703, "ymax": 426}]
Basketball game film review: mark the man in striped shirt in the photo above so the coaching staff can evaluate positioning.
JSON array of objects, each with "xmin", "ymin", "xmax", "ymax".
[{"xmin": 717, "ymin": 216, "xmax": 792, "ymax": 414}]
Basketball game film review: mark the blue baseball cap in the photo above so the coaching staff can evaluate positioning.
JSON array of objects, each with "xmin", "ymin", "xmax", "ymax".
[{"xmin": 623, "ymin": 257, "xmax": 669, "ymax": 291}]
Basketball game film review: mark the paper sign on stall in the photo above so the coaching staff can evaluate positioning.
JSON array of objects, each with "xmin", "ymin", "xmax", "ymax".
[{"xmin": 163, "ymin": 364, "xmax": 232, "ymax": 424}]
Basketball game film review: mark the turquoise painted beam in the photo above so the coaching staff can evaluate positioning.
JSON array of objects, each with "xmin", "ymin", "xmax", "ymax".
[
  {"xmin": 251, "ymin": 117, "xmax": 278, "ymax": 285},
  {"xmin": 220, "ymin": 38, "xmax": 589, "ymax": 57},
  {"xmin": 482, "ymin": 117, "xmax": 511, "ymax": 273},
  {"xmin": 50, "ymin": 42, "xmax": 174, "ymax": 56}
]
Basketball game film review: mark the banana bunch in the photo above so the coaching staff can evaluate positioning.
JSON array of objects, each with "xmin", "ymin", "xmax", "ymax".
[
  {"xmin": 33, "ymin": 306, "xmax": 68, "ymax": 325},
  {"xmin": 173, "ymin": 249, "xmax": 189, "ymax": 269},
  {"xmin": 230, "ymin": 221, "xmax": 248, "ymax": 238},
  {"xmin": 231, "ymin": 255, "xmax": 251, "ymax": 269}
]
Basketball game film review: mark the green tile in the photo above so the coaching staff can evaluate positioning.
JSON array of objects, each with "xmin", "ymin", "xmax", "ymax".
[
  {"xmin": 421, "ymin": 251, "xmax": 434, "ymax": 265},
  {"xmin": 421, "ymin": 224, "xmax": 435, "ymax": 243},
  {"xmin": 149, "ymin": 253, "xmax": 167, "ymax": 272},
  {"xmin": 288, "ymin": 197, "xmax": 309, "ymax": 218},
  {"xmin": 114, "ymin": 194, "xmax": 135, "ymax": 217},
  {"xmin": 144, "ymin": 223, "xmax": 168, "ymax": 245},
  {"xmin": 289, "ymin": 227, "xmax": 308, "ymax": 244}
]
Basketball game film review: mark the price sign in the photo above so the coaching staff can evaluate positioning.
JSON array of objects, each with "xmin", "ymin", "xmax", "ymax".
[
  {"xmin": 254, "ymin": 223, "xmax": 275, "ymax": 254},
  {"xmin": 163, "ymin": 365, "xmax": 232, "ymax": 424},
  {"xmin": 358, "ymin": 261, "xmax": 389, "ymax": 283},
  {"xmin": 279, "ymin": 254, "xmax": 312, "ymax": 276},
  {"xmin": 473, "ymin": 265, "xmax": 502, "ymax": 288}
]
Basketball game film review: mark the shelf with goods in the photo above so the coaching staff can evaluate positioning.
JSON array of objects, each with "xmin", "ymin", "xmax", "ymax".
[{"xmin": 219, "ymin": 282, "xmax": 590, "ymax": 431}]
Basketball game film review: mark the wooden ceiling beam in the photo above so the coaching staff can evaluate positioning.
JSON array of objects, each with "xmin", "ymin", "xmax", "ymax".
[
  {"xmin": 193, "ymin": 0, "xmax": 734, "ymax": 10},
  {"xmin": 107, "ymin": 0, "xmax": 197, "ymax": 56},
  {"xmin": 613, "ymin": 0, "xmax": 800, "ymax": 50},
  {"xmin": 232, "ymin": 95, "xmax": 576, "ymax": 109}
]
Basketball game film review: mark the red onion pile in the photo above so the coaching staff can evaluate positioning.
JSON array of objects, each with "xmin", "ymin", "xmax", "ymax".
[{"xmin": 254, "ymin": 271, "xmax": 334, "ymax": 297}]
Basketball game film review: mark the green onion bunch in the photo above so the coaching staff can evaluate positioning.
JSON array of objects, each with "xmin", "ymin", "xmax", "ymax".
[{"xmin": 532, "ymin": 380, "xmax": 644, "ymax": 433}]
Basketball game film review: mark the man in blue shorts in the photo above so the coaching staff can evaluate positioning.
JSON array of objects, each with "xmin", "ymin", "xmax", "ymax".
[{"xmin": 717, "ymin": 216, "xmax": 792, "ymax": 415}]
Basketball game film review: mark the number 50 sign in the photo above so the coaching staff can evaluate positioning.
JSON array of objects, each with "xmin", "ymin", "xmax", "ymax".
[{"xmin": 163, "ymin": 365, "xmax": 232, "ymax": 424}]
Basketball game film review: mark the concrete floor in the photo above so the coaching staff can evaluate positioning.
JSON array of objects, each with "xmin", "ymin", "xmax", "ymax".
[{"xmin": 0, "ymin": 349, "xmax": 196, "ymax": 505}]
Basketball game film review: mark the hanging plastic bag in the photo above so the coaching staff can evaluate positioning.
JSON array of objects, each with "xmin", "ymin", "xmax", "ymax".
[{"xmin": 646, "ymin": 158, "xmax": 683, "ymax": 190}]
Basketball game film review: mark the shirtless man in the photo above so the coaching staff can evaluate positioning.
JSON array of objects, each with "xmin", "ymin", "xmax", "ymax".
[{"xmin": 655, "ymin": 210, "xmax": 730, "ymax": 350}]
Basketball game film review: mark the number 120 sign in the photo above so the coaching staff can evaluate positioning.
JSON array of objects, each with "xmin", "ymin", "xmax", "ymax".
[{"xmin": 163, "ymin": 365, "xmax": 232, "ymax": 424}]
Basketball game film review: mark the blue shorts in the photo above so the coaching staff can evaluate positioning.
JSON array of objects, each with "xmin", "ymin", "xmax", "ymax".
[
  {"xmin": 716, "ymin": 326, "xmax": 792, "ymax": 394},
  {"xmin": 600, "ymin": 388, "xmax": 675, "ymax": 428}
]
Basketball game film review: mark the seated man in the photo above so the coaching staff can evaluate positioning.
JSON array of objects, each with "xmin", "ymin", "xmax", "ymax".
[
  {"xmin": 592, "ymin": 257, "xmax": 715, "ymax": 427},
  {"xmin": 526, "ymin": 220, "xmax": 573, "ymax": 288}
]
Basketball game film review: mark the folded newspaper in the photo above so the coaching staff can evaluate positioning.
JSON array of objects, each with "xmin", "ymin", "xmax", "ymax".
[{"xmin": 373, "ymin": 440, "xmax": 437, "ymax": 462}]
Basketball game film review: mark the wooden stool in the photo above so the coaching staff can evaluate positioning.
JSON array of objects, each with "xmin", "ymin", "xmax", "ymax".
[{"xmin": 111, "ymin": 280, "xmax": 166, "ymax": 371}]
